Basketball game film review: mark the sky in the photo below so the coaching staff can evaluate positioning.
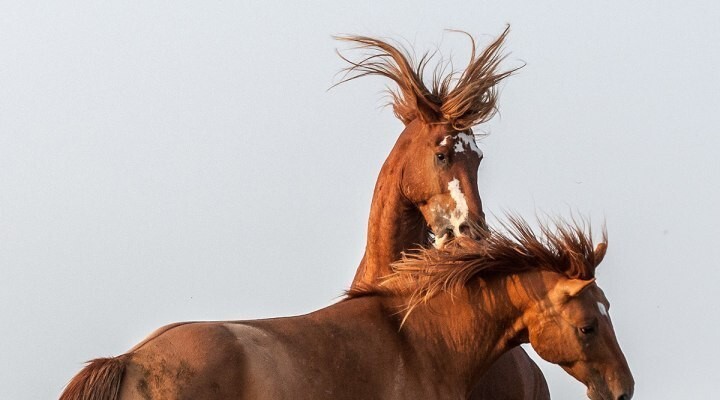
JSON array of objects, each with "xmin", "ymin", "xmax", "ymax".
[{"xmin": 1, "ymin": 2, "xmax": 719, "ymax": 399}]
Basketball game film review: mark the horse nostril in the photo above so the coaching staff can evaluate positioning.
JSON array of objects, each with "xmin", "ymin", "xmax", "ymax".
[
  {"xmin": 458, "ymin": 224, "xmax": 470, "ymax": 236},
  {"xmin": 617, "ymin": 394, "xmax": 630, "ymax": 400}
]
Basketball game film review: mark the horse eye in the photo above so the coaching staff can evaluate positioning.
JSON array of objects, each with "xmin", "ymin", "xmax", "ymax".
[
  {"xmin": 579, "ymin": 326, "xmax": 596, "ymax": 335},
  {"xmin": 435, "ymin": 153, "xmax": 447, "ymax": 162}
]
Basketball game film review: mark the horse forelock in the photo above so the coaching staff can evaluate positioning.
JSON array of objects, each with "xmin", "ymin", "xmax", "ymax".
[{"xmin": 334, "ymin": 26, "xmax": 518, "ymax": 130}]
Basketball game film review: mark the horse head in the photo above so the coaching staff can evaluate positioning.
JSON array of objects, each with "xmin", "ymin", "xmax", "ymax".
[
  {"xmin": 336, "ymin": 27, "xmax": 516, "ymax": 247},
  {"xmin": 524, "ymin": 248, "xmax": 634, "ymax": 400},
  {"xmin": 395, "ymin": 120, "xmax": 485, "ymax": 246},
  {"xmin": 390, "ymin": 216, "xmax": 634, "ymax": 400}
]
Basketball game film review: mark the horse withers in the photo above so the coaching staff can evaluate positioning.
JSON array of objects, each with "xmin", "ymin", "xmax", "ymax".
[{"xmin": 60, "ymin": 217, "xmax": 633, "ymax": 400}]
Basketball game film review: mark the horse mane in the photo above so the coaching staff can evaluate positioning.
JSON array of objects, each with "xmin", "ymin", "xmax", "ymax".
[
  {"xmin": 334, "ymin": 27, "xmax": 517, "ymax": 130},
  {"xmin": 346, "ymin": 215, "xmax": 607, "ymax": 317}
]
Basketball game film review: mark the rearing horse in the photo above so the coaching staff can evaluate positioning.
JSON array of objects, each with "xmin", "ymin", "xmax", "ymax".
[
  {"xmin": 337, "ymin": 28, "xmax": 549, "ymax": 398},
  {"xmin": 60, "ymin": 217, "xmax": 633, "ymax": 400}
]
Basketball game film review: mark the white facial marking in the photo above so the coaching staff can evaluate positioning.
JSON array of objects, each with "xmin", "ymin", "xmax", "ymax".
[
  {"xmin": 431, "ymin": 203, "xmax": 451, "ymax": 248},
  {"xmin": 447, "ymin": 178, "xmax": 469, "ymax": 236},
  {"xmin": 439, "ymin": 135, "xmax": 451, "ymax": 147},
  {"xmin": 454, "ymin": 132, "xmax": 483, "ymax": 158},
  {"xmin": 431, "ymin": 179, "xmax": 470, "ymax": 248},
  {"xmin": 453, "ymin": 138, "xmax": 465, "ymax": 153},
  {"xmin": 597, "ymin": 302, "xmax": 608, "ymax": 317},
  {"xmin": 433, "ymin": 233, "xmax": 449, "ymax": 249}
]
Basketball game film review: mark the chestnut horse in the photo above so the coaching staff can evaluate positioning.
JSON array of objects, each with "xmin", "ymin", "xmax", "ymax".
[
  {"xmin": 337, "ymin": 28, "xmax": 549, "ymax": 398},
  {"xmin": 59, "ymin": 217, "xmax": 633, "ymax": 400}
]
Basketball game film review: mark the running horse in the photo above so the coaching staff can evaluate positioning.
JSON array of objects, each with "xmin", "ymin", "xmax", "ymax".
[
  {"xmin": 59, "ymin": 217, "xmax": 633, "ymax": 399},
  {"xmin": 337, "ymin": 28, "xmax": 549, "ymax": 398}
]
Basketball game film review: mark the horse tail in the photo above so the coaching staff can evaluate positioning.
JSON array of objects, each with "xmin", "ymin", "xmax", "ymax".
[{"xmin": 59, "ymin": 354, "xmax": 127, "ymax": 400}]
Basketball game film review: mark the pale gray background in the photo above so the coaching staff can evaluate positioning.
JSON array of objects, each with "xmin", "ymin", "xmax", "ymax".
[{"xmin": 1, "ymin": 2, "xmax": 718, "ymax": 399}]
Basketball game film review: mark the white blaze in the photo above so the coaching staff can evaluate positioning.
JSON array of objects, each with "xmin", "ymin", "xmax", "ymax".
[
  {"xmin": 447, "ymin": 178, "xmax": 469, "ymax": 236},
  {"xmin": 439, "ymin": 135, "xmax": 451, "ymax": 147},
  {"xmin": 431, "ymin": 178, "xmax": 470, "ymax": 248},
  {"xmin": 454, "ymin": 132, "xmax": 483, "ymax": 158},
  {"xmin": 597, "ymin": 302, "xmax": 608, "ymax": 317}
]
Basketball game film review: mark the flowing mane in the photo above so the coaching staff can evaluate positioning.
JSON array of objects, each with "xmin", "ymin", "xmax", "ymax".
[
  {"xmin": 334, "ymin": 26, "xmax": 517, "ymax": 130},
  {"xmin": 347, "ymin": 216, "xmax": 607, "ymax": 315}
]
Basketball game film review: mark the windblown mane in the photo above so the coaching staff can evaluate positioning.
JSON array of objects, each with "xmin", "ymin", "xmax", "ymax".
[
  {"xmin": 334, "ymin": 27, "xmax": 517, "ymax": 130},
  {"xmin": 347, "ymin": 215, "xmax": 607, "ymax": 316}
]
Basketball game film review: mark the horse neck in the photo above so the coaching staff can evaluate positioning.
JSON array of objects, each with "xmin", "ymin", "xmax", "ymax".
[
  {"xmin": 352, "ymin": 133, "xmax": 428, "ymax": 288},
  {"xmin": 387, "ymin": 274, "xmax": 536, "ymax": 393}
]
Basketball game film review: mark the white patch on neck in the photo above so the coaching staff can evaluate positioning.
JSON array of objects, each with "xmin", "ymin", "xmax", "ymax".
[
  {"xmin": 597, "ymin": 302, "xmax": 608, "ymax": 317},
  {"xmin": 447, "ymin": 178, "xmax": 469, "ymax": 236},
  {"xmin": 454, "ymin": 132, "xmax": 483, "ymax": 158}
]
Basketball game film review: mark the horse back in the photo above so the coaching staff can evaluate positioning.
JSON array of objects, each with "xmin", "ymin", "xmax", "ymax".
[
  {"xmin": 115, "ymin": 297, "xmax": 411, "ymax": 399},
  {"xmin": 64, "ymin": 297, "xmax": 416, "ymax": 399}
]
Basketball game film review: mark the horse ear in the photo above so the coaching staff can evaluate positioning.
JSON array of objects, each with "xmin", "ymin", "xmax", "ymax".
[
  {"xmin": 594, "ymin": 242, "xmax": 607, "ymax": 267},
  {"xmin": 414, "ymin": 98, "xmax": 441, "ymax": 125},
  {"xmin": 552, "ymin": 278, "xmax": 596, "ymax": 303},
  {"xmin": 391, "ymin": 91, "xmax": 440, "ymax": 126}
]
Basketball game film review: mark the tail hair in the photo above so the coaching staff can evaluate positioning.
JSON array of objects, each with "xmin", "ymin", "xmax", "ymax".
[{"xmin": 59, "ymin": 355, "xmax": 126, "ymax": 400}]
